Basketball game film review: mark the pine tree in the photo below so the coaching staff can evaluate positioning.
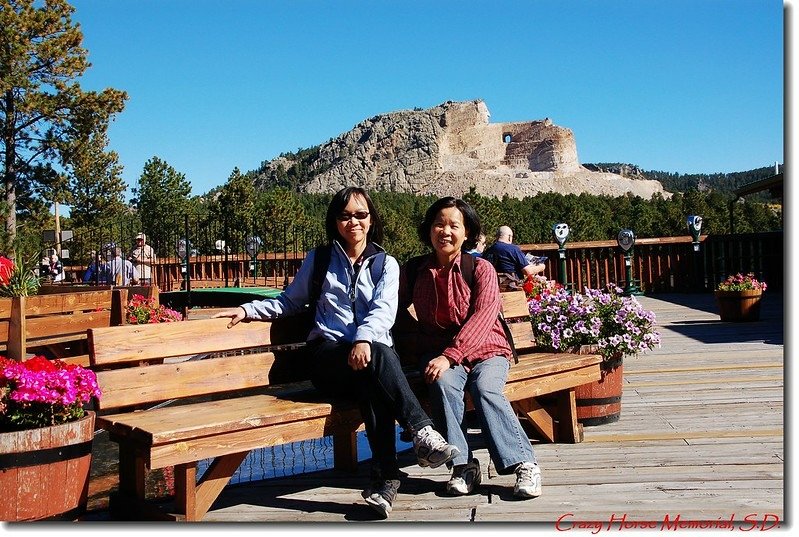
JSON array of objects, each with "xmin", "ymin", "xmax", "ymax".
[
  {"xmin": 0, "ymin": 0, "xmax": 127, "ymax": 251},
  {"xmin": 68, "ymin": 132, "xmax": 127, "ymax": 230},
  {"xmin": 133, "ymin": 157, "xmax": 192, "ymax": 255},
  {"xmin": 213, "ymin": 168, "xmax": 257, "ymax": 247}
]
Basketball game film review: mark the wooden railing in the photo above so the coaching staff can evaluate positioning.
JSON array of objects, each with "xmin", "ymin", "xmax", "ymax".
[
  {"xmin": 519, "ymin": 232, "xmax": 782, "ymax": 293},
  {"xmin": 63, "ymin": 232, "xmax": 783, "ymax": 294}
]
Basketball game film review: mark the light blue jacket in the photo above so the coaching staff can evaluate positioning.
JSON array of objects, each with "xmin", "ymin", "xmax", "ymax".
[{"xmin": 241, "ymin": 241, "xmax": 399, "ymax": 347}]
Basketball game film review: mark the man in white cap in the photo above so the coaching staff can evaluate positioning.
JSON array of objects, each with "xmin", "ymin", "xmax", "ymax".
[{"xmin": 129, "ymin": 232, "xmax": 156, "ymax": 285}]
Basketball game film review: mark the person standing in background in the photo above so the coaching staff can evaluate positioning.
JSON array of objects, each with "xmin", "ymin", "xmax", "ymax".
[
  {"xmin": 108, "ymin": 247, "xmax": 137, "ymax": 285},
  {"xmin": 83, "ymin": 250, "xmax": 109, "ymax": 284},
  {"xmin": 129, "ymin": 233, "xmax": 156, "ymax": 285},
  {"xmin": 47, "ymin": 253, "xmax": 65, "ymax": 282}
]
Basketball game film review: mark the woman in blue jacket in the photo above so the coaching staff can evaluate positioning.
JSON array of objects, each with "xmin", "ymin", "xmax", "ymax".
[{"xmin": 213, "ymin": 187, "xmax": 457, "ymax": 518}]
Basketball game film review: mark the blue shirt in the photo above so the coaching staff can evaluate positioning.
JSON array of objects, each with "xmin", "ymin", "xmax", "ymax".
[
  {"xmin": 242, "ymin": 241, "xmax": 399, "ymax": 347},
  {"xmin": 482, "ymin": 241, "xmax": 529, "ymax": 279}
]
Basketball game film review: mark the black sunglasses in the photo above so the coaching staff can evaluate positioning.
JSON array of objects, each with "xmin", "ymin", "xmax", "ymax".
[{"xmin": 336, "ymin": 211, "xmax": 370, "ymax": 222}]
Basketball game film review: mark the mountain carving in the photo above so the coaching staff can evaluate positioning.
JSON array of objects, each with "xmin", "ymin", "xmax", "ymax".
[{"xmin": 255, "ymin": 100, "xmax": 668, "ymax": 199}]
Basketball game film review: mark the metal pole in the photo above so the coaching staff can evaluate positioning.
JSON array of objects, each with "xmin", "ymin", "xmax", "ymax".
[
  {"xmin": 558, "ymin": 246, "xmax": 567, "ymax": 289},
  {"xmin": 223, "ymin": 214, "xmax": 229, "ymax": 288},
  {"xmin": 622, "ymin": 248, "xmax": 642, "ymax": 296},
  {"xmin": 184, "ymin": 214, "xmax": 191, "ymax": 305}
]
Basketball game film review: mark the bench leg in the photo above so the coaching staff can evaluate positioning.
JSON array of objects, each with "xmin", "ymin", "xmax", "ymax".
[
  {"xmin": 513, "ymin": 398, "xmax": 556, "ymax": 443},
  {"xmin": 191, "ymin": 452, "xmax": 249, "ymax": 521},
  {"xmin": 555, "ymin": 388, "xmax": 584, "ymax": 443},
  {"xmin": 174, "ymin": 463, "xmax": 197, "ymax": 521},
  {"xmin": 333, "ymin": 429, "xmax": 358, "ymax": 472},
  {"xmin": 110, "ymin": 443, "xmax": 175, "ymax": 520}
]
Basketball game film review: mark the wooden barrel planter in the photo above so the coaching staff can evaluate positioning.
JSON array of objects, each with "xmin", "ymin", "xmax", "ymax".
[
  {"xmin": 0, "ymin": 411, "xmax": 95, "ymax": 521},
  {"xmin": 575, "ymin": 352, "xmax": 623, "ymax": 426},
  {"xmin": 714, "ymin": 289, "xmax": 763, "ymax": 322}
]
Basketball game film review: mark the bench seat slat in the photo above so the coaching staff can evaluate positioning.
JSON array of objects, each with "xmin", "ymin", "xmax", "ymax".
[
  {"xmin": 98, "ymin": 392, "xmax": 361, "ymax": 456},
  {"xmin": 505, "ymin": 364, "xmax": 600, "ymax": 400},
  {"xmin": 148, "ymin": 412, "xmax": 363, "ymax": 470},
  {"xmin": 508, "ymin": 352, "xmax": 602, "ymax": 381}
]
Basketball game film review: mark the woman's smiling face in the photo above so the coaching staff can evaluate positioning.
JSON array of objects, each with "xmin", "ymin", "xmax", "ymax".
[
  {"xmin": 430, "ymin": 206, "xmax": 468, "ymax": 261},
  {"xmin": 335, "ymin": 193, "xmax": 371, "ymax": 248}
]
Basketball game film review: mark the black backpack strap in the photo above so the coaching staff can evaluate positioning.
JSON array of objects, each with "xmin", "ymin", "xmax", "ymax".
[
  {"xmin": 368, "ymin": 251, "xmax": 386, "ymax": 287},
  {"xmin": 404, "ymin": 254, "xmax": 428, "ymax": 295},
  {"xmin": 310, "ymin": 244, "xmax": 332, "ymax": 308},
  {"xmin": 459, "ymin": 251, "xmax": 475, "ymax": 289},
  {"xmin": 499, "ymin": 309, "xmax": 519, "ymax": 365}
]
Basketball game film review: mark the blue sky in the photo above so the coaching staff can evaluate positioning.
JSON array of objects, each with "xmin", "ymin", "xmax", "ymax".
[{"xmin": 69, "ymin": 0, "xmax": 785, "ymax": 199}]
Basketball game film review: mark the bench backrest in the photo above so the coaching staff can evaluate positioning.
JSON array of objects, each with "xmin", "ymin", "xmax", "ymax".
[
  {"xmin": 499, "ymin": 290, "xmax": 536, "ymax": 353},
  {"xmin": 88, "ymin": 317, "xmax": 308, "ymax": 413},
  {"xmin": 2, "ymin": 290, "xmax": 121, "ymax": 361}
]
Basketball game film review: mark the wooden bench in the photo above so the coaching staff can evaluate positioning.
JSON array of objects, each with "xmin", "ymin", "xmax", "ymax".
[
  {"xmin": 496, "ymin": 291, "xmax": 602, "ymax": 443},
  {"xmin": 0, "ymin": 286, "xmax": 160, "ymax": 365},
  {"xmin": 0, "ymin": 290, "xmax": 120, "ymax": 364},
  {"xmin": 87, "ymin": 291, "xmax": 602, "ymax": 521},
  {"xmin": 88, "ymin": 317, "xmax": 363, "ymax": 521}
]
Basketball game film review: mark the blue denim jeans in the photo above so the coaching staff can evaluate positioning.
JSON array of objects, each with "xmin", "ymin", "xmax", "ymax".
[
  {"xmin": 424, "ymin": 355, "xmax": 537, "ymax": 474},
  {"xmin": 309, "ymin": 339, "xmax": 434, "ymax": 479}
]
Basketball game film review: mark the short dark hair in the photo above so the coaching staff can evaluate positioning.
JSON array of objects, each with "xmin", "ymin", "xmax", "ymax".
[
  {"xmin": 325, "ymin": 187, "xmax": 384, "ymax": 245},
  {"xmin": 417, "ymin": 197, "xmax": 482, "ymax": 251}
]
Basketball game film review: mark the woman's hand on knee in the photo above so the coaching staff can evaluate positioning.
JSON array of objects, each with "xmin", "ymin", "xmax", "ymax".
[
  {"xmin": 424, "ymin": 355, "xmax": 453, "ymax": 384},
  {"xmin": 348, "ymin": 341, "xmax": 372, "ymax": 370},
  {"xmin": 211, "ymin": 306, "xmax": 247, "ymax": 329}
]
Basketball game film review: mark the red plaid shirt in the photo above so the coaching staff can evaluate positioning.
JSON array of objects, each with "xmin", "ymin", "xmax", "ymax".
[{"xmin": 399, "ymin": 253, "xmax": 512, "ymax": 366}]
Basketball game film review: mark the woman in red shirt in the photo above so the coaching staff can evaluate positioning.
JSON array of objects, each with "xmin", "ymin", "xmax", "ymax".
[{"xmin": 400, "ymin": 197, "xmax": 541, "ymax": 499}]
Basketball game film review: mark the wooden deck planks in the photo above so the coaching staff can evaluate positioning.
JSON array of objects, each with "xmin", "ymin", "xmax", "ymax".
[{"xmin": 87, "ymin": 292, "xmax": 785, "ymax": 523}]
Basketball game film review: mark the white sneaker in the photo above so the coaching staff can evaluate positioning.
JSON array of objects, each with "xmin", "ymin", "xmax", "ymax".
[
  {"xmin": 447, "ymin": 458, "xmax": 482, "ymax": 495},
  {"xmin": 514, "ymin": 462, "xmax": 542, "ymax": 498},
  {"xmin": 412, "ymin": 425, "xmax": 460, "ymax": 468}
]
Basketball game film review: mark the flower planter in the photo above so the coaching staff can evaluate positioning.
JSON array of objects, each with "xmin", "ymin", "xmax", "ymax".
[
  {"xmin": 574, "ymin": 352, "xmax": 623, "ymax": 426},
  {"xmin": 715, "ymin": 289, "xmax": 762, "ymax": 322},
  {"xmin": 0, "ymin": 411, "xmax": 95, "ymax": 521}
]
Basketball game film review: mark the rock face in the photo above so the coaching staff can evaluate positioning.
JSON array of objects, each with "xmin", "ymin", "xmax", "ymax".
[{"xmin": 256, "ymin": 100, "xmax": 668, "ymax": 199}]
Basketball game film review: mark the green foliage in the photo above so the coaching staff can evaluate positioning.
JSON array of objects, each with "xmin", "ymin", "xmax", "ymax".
[
  {"xmin": 0, "ymin": 0, "xmax": 128, "ymax": 249},
  {"xmin": 132, "ymin": 157, "xmax": 192, "ymax": 256},
  {"xmin": 211, "ymin": 168, "xmax": 257, "ymax": 245},
  {"xmin": 68, "ymin": 132, "xmax": 128, "ymax": 231},
  {"xmin": 255, "ymin": 187, "xmax": 318, "ymax": 251},
  {"xmin": 645, "ymin": 165, "xmax": 779, "ymax": 199},
  {"xmin": 0, "ymin": 253, "xmax": 42, "ymax": 297},
  {"xmin": 255, "ymin": 145, "xmax": 330, "ymax": 190}
]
